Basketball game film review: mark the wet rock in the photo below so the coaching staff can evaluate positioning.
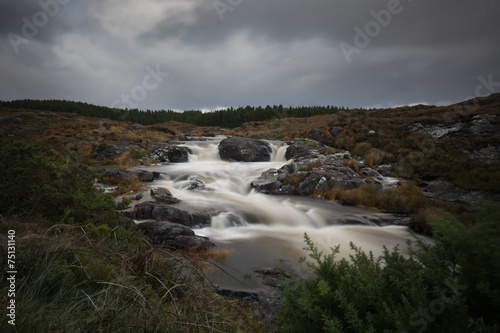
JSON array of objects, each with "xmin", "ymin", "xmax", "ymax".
[
  {"xmin": 136, "ymin": 221, "xmax": 214, "ymax": 251},
  {"xmin": 298, "ymin": 174, "xmax": 324, "ymax": 195},
  {"xmin": 219, "ymin": 137, "xmax": 272, "ymax": 162},
  {"xmin": 183, "ymin": 176, "xmax": 206, "ymax": 191},
  {"xmin": 119, "ymin": 214, "xmax": 136, "ymax": 229},
  {"xmin": 136, "ymin": 170, "xmax": 160, "ymax": 182},
  {"xmin": 130, "ymin": 193, "xmax": 143, "ymax": 201},
  {"xmin": 150, "ymin": 187, "xmax": 180, "ymax": 204},
  {"xmin": 150, "ymin": 144, "xmax": 192, "ymax": 164},
  {"xmin": 135, "ymin": 202, "xmax": 211, "ymax": 227},
  {"xmin": 255, "ymin": 267, "xmax": 292, "ymax": 289},
  {"xmin": 250, "ymin": 169, "xmax": 283, "ymax": 194},
  {"xmin": 285, "ymin": 142, "xmax": 310, "ymax": 160},
  {"xmin": 218, "ymin": 267, "xmax": 295, "ymax": 321}
]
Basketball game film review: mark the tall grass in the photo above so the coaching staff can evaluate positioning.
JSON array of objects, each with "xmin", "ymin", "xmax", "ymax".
[{"xmin": 1, "ymin": 222, "xmax": 264, "ymax": 332}]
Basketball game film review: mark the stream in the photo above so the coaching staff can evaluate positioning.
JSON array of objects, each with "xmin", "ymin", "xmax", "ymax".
[{"xmin": 140, "ymin": 137, "xmax": 416, "ymax": 292}]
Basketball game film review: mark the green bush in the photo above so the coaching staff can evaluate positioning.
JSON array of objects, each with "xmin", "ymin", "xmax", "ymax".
[
  {"xmin": 277, "ymin": 205, "xmax": 500, "ymax": 332},
  {"xmin": 0, "ymin": 141, "xmax": 117, "ymax": 225}
]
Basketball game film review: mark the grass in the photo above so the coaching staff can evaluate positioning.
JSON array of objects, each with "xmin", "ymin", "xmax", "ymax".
[
  {"xmin": 320, "ymin": 183, "xmax": 427, "ymax": 215},
  {"xmin": 0, "ymin": 218, "xmax": 266, "ymax": 333}
]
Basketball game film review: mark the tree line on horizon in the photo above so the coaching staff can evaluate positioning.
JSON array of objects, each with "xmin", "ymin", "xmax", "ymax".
[{"xmin": 0, "ymin": 99, "xmax": 358, "ymax": 128}]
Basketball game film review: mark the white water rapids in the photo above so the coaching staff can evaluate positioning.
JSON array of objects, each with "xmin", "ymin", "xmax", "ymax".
[{"xmin": 139, "ymin": 137, "xmax": 417, "ymax": 291}]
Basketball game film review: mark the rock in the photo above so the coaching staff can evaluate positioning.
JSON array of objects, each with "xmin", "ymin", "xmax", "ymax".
[
  {"xmin": 250, "ymin": 169, "xmax": 283, "ymax": 194},
  {"xmin": 150, "ymin": 144, "xmax": 192, "ymax": 164},
  {"xmin": 183, "ymin": 176, "xmax": 206, "ymax": 191},
  {"xmin": 135, "ymin": 170, "xmax": 159, "ymax": 182},
  {"xmin": 130, "ymin": 193, "xmax": 143, "ymax": 201},
  {"xmin": 325, "ymin": 166, "xmax": 365, "ymax": 190},
  {"xmin": 374, "ymin": 164, "xmax": 393, "ymax": 176},
  {"xmin": 472, "ymin": 146, "xmax": 500, "ymax": 165},
  {"xmin": 252, "ymin": 153, "xmax": 366, "ymax": 196},
  {"xmin": 285, "ymin": 142, "xmax": 311, "ymax": 160},
  {"xmin": 135, "ymin": 202, "xmax": 211, "ymax": 227},
  {"xmin": 368, "ymin": 130, "xmax": 376, "ymax": 135},
  {"xmin": 150, "ymin": 187, "xmax": 180, "ymax": 204},
  {"xmin": 136, "ymin": 221, "xmax": 214, "ymax": 251},
  {"xmin": 95, "ymin": 143, "xmax": 130, "ymax": 162},
  {"xmin": 218, "ymin": 137, "xmax": 272, "ymax": 162},
  {"xmin": 98, "ymin": 168, "xmax": 159, "ymax": 183},
  {"xmin": 119, "ymin": 214, "xmax": 135, "ymax": 229},
  {"xmin": 7, "ymin": 115, "xmax": 23, "ymax": 125},
  {"xmin": 427, "ymin": 126, "xmax": 462, "ymax": 138},
  {"xmin": 310, "ymin": 128, "xmax": 322, "ymax": 141},
  {"xmin": 298, "ymin": 174, "xmax": 324, "ymax": 195},
  {"xmin": 38, "ymin": 112, "xmax": 58, "ymax": 118},
  {"xmin": 330, "ymin": 126, "xmax": 343, "ymax": 137},
  {"xmin": 470, "ymin": 114, "xmax": 498, "ymax": 135},
  {"xmin": 420, "ymin": 179, "xmax": 500, "ymax": 206}
]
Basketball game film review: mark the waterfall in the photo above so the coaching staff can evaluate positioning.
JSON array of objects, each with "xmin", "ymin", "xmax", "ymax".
[{"xmin": 140, "ymin": 137, "xmax": 416, "ymax": 289}]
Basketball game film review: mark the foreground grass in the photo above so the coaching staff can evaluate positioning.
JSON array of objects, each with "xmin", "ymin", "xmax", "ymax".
[{"xmin": 0, "ymin": 218, "xmax": 264, "ymax": 332}]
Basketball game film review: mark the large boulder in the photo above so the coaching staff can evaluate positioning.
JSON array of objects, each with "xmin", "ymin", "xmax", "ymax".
[
  {"xmin": 251, "ymin": 152, "xmax": 366, "ymax": 196},
  {"xmin": 136, "ymin": 221, "xmax": 214, "ymax": 251},
  {"xmin": 218, "ymin": 137, "xmax": 272, "ymax": 162},
  {"xmin": 150, "ymin": 144, "xmax": 192, "ymax": 163}
]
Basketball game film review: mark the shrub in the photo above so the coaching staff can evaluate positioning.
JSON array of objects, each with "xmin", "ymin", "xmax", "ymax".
[
  {"xmin": 276, "ymin": 205, "xmax": 500, "ymax": 332},
  {"xmin": 0, "ymin": 140, "xmax": 117, "ymax": 225}
]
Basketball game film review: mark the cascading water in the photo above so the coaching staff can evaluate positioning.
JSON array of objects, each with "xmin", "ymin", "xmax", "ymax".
[{"xmin": 140, "ymin": 137, "xmax": 417, "ymax": 291}]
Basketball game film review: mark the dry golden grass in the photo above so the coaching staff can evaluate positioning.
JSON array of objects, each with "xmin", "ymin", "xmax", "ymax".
[
  {"xmin": 123, "ymin": 131, "xmax": 143, "ymax": 142},
  {"xmin": 188, "ymin": 248, "xmax": 233, "ymax": 262},
  {"xmin": 364, "ymin": 148, "xmax": 394, "ymax": 167},
  {"xmin": 335, "ymin": 185, "xmax": 379, "ymax": 208},
  {"xmin": 322, "ymin": 182, "xmax": 427, "ymax": 215},
  {"xmin": 344, "ymin": 159, "xmax": 360, "ymax": 173},
  {"xmin": 113, "ymin": 176, "xmax": 145, "ymax": 196},
  {"xmin": 352, "ymin": 142, "xmax": 373, "ymax": 157},
  {"xmin": 113, "ymin": 151, "xmax": 141, "ymax": 168}
]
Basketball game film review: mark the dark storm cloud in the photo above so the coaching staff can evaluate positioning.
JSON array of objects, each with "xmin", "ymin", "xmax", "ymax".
[{"xmin": 1, "ymin": 0, "xmax": 500, "ymax": 110}]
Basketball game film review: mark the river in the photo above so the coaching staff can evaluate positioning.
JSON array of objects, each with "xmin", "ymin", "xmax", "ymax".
[{"xmin": 140, "ymin": 137, "xmax": 416, "ymax": 292}]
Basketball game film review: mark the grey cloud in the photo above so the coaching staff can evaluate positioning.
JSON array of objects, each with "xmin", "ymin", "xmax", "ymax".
[{"xmin": 1, "ymin": 0, "xmax": 500, "ymax": 110}]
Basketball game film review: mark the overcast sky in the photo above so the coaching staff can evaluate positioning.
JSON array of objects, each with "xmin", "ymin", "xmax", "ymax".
[{"xmin": 1, "ymin": 0, "xmax": 499, "ymax": 111}]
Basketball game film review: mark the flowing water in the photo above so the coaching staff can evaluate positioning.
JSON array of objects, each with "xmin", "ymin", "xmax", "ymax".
[{"xmin": 140, "ymin": 137, "xmax": 416, "ymax": 291}]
